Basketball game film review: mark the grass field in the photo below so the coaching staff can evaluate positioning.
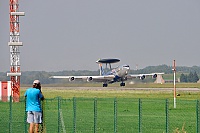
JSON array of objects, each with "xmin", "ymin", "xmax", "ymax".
[
  {"xmin": 1, "ymin": 97, "xmax": 199, "ymax": 132},
  {"xmin": 2, "ymin": 83, "xmax": 200, "ymax": 132},
  {"xmin": 20, "ymin": 83, "xmax": 200, "ymax": 100}
]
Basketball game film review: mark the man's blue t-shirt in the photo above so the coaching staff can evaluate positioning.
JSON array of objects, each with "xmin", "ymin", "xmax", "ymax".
[{"xmin": 24, "ymin": 88, "xmax": 43, "ymax": 112}]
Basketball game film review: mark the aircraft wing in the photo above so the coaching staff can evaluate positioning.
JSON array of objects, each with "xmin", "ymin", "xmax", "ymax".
[
  {"xmin": 49, "ymin": 75, "xmax": 115, "ymax": 82},
  {"xmin": 126, "ymin": 72, "xmax": 164, "ymax": 80}
]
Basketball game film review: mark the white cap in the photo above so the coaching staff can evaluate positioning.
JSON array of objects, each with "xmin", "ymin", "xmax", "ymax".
[{"xmin": 33, "ymin": 80, "xmax": 40, "ymax": 84}]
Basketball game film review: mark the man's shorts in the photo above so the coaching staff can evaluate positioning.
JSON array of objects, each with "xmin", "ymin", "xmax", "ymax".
[{"xmin": 27, "ymin": 111, "xmax": 42, "ymax": 124}]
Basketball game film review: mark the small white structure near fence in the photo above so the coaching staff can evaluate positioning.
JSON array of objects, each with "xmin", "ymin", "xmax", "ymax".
[{"xmin": 0, "ymin": 81, "xmax": 11, "ymax": 102}]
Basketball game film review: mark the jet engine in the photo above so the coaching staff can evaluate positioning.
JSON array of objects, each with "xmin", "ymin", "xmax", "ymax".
[
  {"xmin": 69, "ymin": 77, "xmax": 75, "ymax": 82},
  {"xmin": 87, "ymin": 77, "xmax": 93, "ymax": 82},
  {"xmin": 152, "ymin": 74, "xmax": 157, "ymax": 78},
  {"xmin": 140, "ymin": 75, "xmax": 145, "ymax": 80}
]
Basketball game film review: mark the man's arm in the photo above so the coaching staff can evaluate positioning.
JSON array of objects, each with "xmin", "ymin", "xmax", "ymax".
[
  {"xmin": 24, "ymin": 91, "xmax": 27, "ymax": 97},
  {"xmin": 40, "ymin": 92, "xmax": 44, "ymax": 101}
]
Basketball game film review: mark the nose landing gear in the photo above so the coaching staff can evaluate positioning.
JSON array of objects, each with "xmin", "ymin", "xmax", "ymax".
[{"xmin": 120, "ymin": 82, "xmax": 125, "ymax": 87}]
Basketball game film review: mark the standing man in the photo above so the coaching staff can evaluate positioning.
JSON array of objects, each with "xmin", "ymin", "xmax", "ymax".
[{"xmin": 24, "ymin": 80, "xmax": 44, "ymax": 133}]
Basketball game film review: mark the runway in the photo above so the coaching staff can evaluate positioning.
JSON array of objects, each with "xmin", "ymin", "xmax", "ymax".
[{"xmin": 42, "ymin": 87, "xmax": 200, "ymax": 92}]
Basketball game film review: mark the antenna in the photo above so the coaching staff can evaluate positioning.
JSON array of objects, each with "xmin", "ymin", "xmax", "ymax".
[
  {"xmin": 136, "ymin": 64, "xmax": 138, "ymax": 70},
  {"xmin": 7, "ymin": 0, "xmax": 25, "ymax": 102}
]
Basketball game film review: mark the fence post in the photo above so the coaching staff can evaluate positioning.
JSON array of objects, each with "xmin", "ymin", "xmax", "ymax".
[
  {"xmin": 138, "ymin": 98, "xmax": 142, "ymax": 133},
  {"xmin": 114, "ymin": 98, "xmax": 117, "ymax": 133},
  {"xmin": 58, "ymin": 97, "xmax": 61, "ymax": 133},
  {"xmin": 196, "ymin": 100, "xmax": 199, "ymax": 133},
  {"xmin": 165, "ymin": 99, "xmax": 169, "ymax": 133},
  {"xmin": 42, "ymin": 100, "xmax": 46, "ymax": 133},
  {"xmin": 94, "ymin": 98, "xmax": 97, "ymax": 133},
  {"xmin": 24, "ymin": 97, "xmax": 27, "ymax": 133},
  {"xmin": 9, "ymin": 95, "xmax": 12, "ymax": 133},
  {"xmin": 73, "ymin": 97, "xmax": 76, "ymax": 133}
]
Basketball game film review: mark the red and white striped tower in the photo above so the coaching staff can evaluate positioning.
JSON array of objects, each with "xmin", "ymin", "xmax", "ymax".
[
  {"xmin": 172, "ymin": 60, "xmax": 176, "ymax": 108},
  {"xmin": 7, "ymin": 0, "xmax": 24, "ymax": 102}
]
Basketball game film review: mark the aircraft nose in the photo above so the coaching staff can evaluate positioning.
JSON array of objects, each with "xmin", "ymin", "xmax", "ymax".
[
  {"xmin": 123, "ymin": 65, "xmax": 130, "ymax": 69},
  {"xmin": 125, "ymin": 65, "xmax": 130, "ymax": 74},
  {"xmin": 126, "ymin": 65, "xmax": 130, "ymax": 70}
]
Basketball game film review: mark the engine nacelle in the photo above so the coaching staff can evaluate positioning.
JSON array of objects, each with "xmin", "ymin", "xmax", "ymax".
[
  {"xmin": 140, "ymin": 75, "xmax": 145, "ymax": 80},
  {"xmin": 69, "ymin": 77, "xmax": 75, "ymax": 82},
  {"xmin": 152, "ymin": 74, "xmax": 157, "ymax": 78},
  {"xmin": 87, "ymin": 77, "xmax": 93, "ymax": 82}
]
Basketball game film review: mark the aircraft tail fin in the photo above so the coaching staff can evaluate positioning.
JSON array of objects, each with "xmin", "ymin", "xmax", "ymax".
[{"xmin": 99, "ymin": 64, "xmax": 104, "ymax": 76}]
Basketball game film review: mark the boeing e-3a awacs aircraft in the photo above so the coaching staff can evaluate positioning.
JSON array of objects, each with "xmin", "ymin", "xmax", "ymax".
[{"xmin": 49, "ymin": 59, "xmax": 164, "ymax": 87}]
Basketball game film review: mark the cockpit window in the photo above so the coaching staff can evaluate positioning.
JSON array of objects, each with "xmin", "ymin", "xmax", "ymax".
[{"xmin": 123, "ymin": 65, "xmax": 129, "ymax": 67}]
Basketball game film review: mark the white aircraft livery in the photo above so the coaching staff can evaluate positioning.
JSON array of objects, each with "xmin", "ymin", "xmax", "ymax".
[{"xmin": 49, "ymin": 58, "xmax": 164, "ymax": 87}]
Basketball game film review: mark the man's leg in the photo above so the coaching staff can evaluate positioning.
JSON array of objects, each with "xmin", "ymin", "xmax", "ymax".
[
  {"xmin": 27, "ymin": 112, "xmax": 34, "ymax": 133},
  {"xmin": 33, "ymin": 112, "xmax": 42, "ymax": 133},
  {"xmin": 35, "ymin": 124, "xmax": 39, "ymax": 133},
  {"xmin": 29, "ymin": 123, "xmax": 34, "ymax": 133}
]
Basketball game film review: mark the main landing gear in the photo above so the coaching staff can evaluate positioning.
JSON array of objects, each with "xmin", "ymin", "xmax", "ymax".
[
  {"xmin": 102, "ymin": 82, "xmax": 125, "ymax": 87},
  {"xmin": 103, "ymin": 83, "xmax": 108, "ymax": 87}
]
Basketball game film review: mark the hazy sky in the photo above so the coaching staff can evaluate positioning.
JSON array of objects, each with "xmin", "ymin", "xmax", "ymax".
[{"xmin": 1, "ymin": 0, "xmax": 200, "ymax": 72}]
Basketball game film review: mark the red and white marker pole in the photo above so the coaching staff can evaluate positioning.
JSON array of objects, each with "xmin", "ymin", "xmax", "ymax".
[{"xmin": 172, "ymin": 60, "xmax": 176, "ymax": 108}]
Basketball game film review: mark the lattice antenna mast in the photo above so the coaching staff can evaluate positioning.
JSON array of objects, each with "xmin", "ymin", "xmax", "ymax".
[{"xmin": 7, "ymin": 0, "xmax": 24, "ymax": 102}]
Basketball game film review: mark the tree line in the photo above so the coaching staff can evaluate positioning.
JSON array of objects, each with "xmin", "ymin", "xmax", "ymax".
[
  {"xmin": 0, "ymin": 64, "xmax": 200, "ymax": 84},
  {"xmin": 180, "ymin": 71, "xmax": 199, "ymax": 83}
]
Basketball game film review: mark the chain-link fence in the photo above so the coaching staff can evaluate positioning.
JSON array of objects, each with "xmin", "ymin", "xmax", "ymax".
[{"xmin": 0, "ymin": 96, "xmax": 200, "ymax": 133}]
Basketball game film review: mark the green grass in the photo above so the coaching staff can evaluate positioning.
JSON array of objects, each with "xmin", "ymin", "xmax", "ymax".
[
  {"xmin": 20, "ymin": 85, "xmax": 200, "ymax": 100},
  {"xmin": 42, "ymin": 98, "xmax": 198, "ymax": 132},
  {"xmin": 2, "ymin": 84, "xmax": 200, "ymax": 132},
  {"xmin": 20, "ymin": 82, "xmax": 200, "ymax": 100}
]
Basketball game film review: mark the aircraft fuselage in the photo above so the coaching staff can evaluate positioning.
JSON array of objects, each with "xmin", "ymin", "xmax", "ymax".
[{"xmin": 108, "ymin": 65, "xmax": 130, "ymax": 77}]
